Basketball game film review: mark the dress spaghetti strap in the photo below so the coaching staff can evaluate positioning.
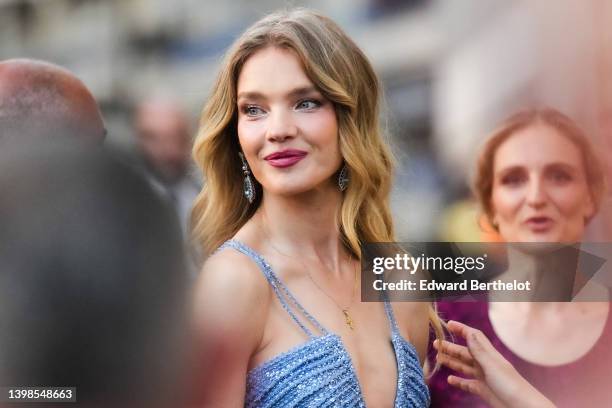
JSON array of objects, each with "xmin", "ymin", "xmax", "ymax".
[
  {"xmin": 219, "ymin": 239, "xmax": 328, "ymax": 338},
  {"xmin": 383, "ymin": 299, "xmax": 401, "ymax": 334},
  {"xmin": 217, "ymin": 240, "xmax": 429, "ymax": 407}
]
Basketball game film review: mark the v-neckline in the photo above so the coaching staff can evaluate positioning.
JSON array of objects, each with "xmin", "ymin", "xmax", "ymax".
[
  {"xmin": 225, "ymin": 239, "xmax": 422, "ymax": 407},
  {"xmin": 247, "ymin": 331, "xmax": 413, "ymax": 407}
]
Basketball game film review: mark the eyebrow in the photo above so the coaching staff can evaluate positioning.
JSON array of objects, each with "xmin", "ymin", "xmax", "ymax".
[
  {"xmin": 237, "ymin": 86, "xmax": 320, "ymax": 101},
  {"xmin": 495, "ymin": 162, "xmax": 580, "ymax": 176},
  {"xmin": 544, "ymin": 162, "xmax": 581, "ymax": 176}
]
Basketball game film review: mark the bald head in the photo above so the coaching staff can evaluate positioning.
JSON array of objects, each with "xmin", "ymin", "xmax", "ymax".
[{"xmin": 0, "ymin": 59, "xmax": 105, "ymax": 143}]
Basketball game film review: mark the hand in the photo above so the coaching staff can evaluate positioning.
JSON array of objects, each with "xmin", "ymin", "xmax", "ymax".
[{"xmin": 433, "ymin": 320, "xmax": 555, "ymax": 408}]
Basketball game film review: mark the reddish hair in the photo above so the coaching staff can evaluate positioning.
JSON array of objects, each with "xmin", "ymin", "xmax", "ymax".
[{"xmin": 473, "ymin": 108, "xmax": 606, "ymax": 229}]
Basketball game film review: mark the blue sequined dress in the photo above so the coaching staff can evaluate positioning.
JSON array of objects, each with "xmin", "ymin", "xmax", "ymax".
[{"xmin": 219, "ymin": 240, "xmax": 430, "ymax": 408}]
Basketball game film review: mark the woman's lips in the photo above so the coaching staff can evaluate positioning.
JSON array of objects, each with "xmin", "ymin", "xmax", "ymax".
[
  {"xmin": 264, "ymin": 150, "xmax": 307, "ymax": 168},
  {"xmin": 524, "ymin": 216, "xmax": 554, "ymax": 232}
]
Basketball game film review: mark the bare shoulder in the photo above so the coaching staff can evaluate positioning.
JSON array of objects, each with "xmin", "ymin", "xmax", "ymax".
[
  {"xmin": 197, "ymin": 246, "xmax": 271, "ymax": 298},
  {"xmin": 392, "ymin": 301, "xmax": 431, "ymax": 363},
  {"xmin": 193, "ymin": 246, "xmax": 271, "ymax": 349},
  {"xmin": 190, "ymin": 246, "xmax": 272, "ymax": 405}
]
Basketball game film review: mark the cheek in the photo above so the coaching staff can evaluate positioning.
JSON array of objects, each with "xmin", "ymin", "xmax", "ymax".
[
  {"xmin": 299, "ymin": 109, "xmax": 340, "ymax": 158},
  {"xmin": 549, "ymin": 190, "xmax": 589, "ymax": 239},
  {"xmin": 491, "ymin": 187, "xmax": 524, "ymax": 220},
  {"xmin": 313, "ymin": 109, "xmax": 338, "ymax": 137},
  {"xmin": 548, "ymin": 188, "xmax": 590, "ymax": 219},
  {"xmin": 237, "ymin": 119, "xmax": 265, "ymax": 156}
]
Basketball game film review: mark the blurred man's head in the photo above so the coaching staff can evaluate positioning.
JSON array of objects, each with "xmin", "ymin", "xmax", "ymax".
[
  {"xmin": 0, "ymin": 140, "xmax": 187, "ymax": 408},
  {"xmin": 0, "ymin": 59, "xmax": 106, "ymax": 143},
  {"xmin": 135, "ymin": 98, "xmax": 191, "ymax": 183}
]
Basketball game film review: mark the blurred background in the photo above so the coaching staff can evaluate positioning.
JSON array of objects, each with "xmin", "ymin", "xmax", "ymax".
[{"xmin": 1, "ymin": 0, "xmax": 611, "ymax": 242}]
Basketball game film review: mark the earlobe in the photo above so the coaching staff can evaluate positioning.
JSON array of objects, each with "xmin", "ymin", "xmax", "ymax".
[{"xmin": 491, "ymin": 214, "xmax": 499, "ymax": 229}]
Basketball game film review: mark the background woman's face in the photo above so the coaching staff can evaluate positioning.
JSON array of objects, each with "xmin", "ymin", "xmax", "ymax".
[
  {"xmin": 236, "ymin": 46, "xmax": 341, "ymax": 197},
  {"xmin": 491, "ymin": 124, "xmax": 594, "ymax": 242}
]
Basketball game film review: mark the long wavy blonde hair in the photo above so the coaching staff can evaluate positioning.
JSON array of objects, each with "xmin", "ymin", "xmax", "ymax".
[{"xmin": 191, "ymin": 8, "xmax": 443, "ymax": 345}]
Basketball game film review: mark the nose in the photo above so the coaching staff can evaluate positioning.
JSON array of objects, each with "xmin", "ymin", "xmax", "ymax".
[
  {"xmin": 266, "ymin": 110, "xmax": 297, "ymax": 143},
  {"xmin": 525, "ymin": 176, "xmax": 547, "ymax": 209}
]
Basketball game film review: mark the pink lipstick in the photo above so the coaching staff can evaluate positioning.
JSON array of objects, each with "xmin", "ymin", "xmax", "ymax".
[{"xmin": 264, "ymin": 149, "xmax": 307, "ymax": 168}]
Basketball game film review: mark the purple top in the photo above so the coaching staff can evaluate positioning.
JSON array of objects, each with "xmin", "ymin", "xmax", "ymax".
[{"xmin": 429, "ymin": 301, "xmax": 612, "ymax": 408}]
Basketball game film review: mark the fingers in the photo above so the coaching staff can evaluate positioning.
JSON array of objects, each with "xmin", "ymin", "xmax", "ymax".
[
  {"xmin": 434, "ymin": 339, "xmax": 483, "ymax": 379},
  {"xmin": 446, "ymin": 320, "xmax": 472, "ymax": 339},
  {"xmin": 433, "ymin": 339, "xmax": 474, "ymax": 366},
  {"xmin": 447, "ymin": 376, "xmax": 505, "ymax": 408},
  {"xmin": 465, "ymin": 326, "xmax": 494, "ymax": 352},
  {"xmin": 464, "ymin": 328, "xmax": 511, "ymax": 372},
  {"xmin": 446, "ymin": 320, "xmax": 496, "ymax": 362},
  {"xmin": 447, "ymin": 320, "xmax": 493, "ymax": 350},
  {"xmin": 436, "ymin": 352, "xmax": 479, "ymax": 378},
  {"xmin": 447, "ymin": 375, "xmax": 484, "ymax": 396}
]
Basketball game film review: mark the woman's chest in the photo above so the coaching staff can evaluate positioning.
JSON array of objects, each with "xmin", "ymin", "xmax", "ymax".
[
  {"xmin": 255, "ymin": 301, "xmax": 402, "ymax": 407},
  {"xmin": 490, "ymin": 305, "xmax": 609, "ymax": 365}
]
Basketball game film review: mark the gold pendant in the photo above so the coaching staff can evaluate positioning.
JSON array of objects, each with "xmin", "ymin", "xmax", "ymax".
[{"xmin": 342, "ymin": 309, "xmax": 355, "ymax": 330}]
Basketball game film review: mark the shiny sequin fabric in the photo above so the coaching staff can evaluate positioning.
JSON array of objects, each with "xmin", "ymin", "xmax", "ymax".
[{"xmin": 220, "ymin": 240, "xmax": 430, "ymax": 408}]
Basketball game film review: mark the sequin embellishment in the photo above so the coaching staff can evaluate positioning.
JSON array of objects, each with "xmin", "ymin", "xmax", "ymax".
[{"xmin": 219, "ymin": 240, "xmax": 430, "ymax": 408}]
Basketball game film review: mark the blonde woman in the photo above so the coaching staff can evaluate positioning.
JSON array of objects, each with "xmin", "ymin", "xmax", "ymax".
[{"xmin": 190, "ymin": 9, "xmax": 441, "ymax": 407}]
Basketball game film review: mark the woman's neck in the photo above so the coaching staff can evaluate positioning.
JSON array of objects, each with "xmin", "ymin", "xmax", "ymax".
[
  {"xmin": 500, "ymin": 244, "xmax": 580, "ymax": 301},
  {"xmin": 255, "ymin": 183, "xmax": 347, "ymax": 267}
]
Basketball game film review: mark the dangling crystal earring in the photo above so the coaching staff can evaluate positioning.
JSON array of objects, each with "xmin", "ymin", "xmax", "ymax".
[
  {"xmin": 239, "ymin": 152, "xmax": 256, "ymax": 203},
  {"xmin": 338, "ymin": 164, "xmax": 349, "ymax": 191}
]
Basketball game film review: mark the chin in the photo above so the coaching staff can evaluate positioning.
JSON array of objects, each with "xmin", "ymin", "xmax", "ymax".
[
  {"xmin": 266, "ymin": 182, "xmax": 318, "ymax": 197},
  {"xmin": 528, "ymin": 230, "xmax": 582, "ymax": 244},
  {"xmin": 523, "ymin": 230, "xmax": 565, "ymax": 242},
  {"xmin": 508, "ymin": 228, "xmax": 581, "ymax": 254},
  {"xmin": 527, "ymin": 232, "xmax": 559, "ymax": 242},
  {"xmin": 264, "ymin": 176, "xmax": 336, "ymax": 197},
  {"xmin": 511, "ymin": 240, "xmax": 566, "ymax": 255}
]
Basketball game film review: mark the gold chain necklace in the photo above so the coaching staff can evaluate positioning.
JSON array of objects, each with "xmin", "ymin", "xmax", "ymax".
[
  {"xmin": 303, "ymin": 256, "xmax": 358, "ymax": 330},
  {"xmin": 260, "ymin": 224, "xmax": 359, "ymax": 330}
]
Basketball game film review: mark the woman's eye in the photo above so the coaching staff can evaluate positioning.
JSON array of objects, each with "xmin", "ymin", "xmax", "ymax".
[
  {"xmin": 549, "ymin": 170, "xmax": 572, "ymax": 183},
  {"xmin": 296, "ymin": 99, "xmax": 321, "ymax": 110},
  {"xmin": 242, "ymin": 105, "xmax": 265, "ymax": 117},
  {"xmin": 501, "ymin": 173, "xmax": 526, "ymax": 186}
]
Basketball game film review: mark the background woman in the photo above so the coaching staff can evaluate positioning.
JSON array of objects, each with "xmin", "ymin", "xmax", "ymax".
[
  {"xmin": 430, "ymin": 108, "xmax": 610, "ymax": 407},
  {"xmin": 190, "ymin": 9, "xmax": 442, "ymax": 407}
]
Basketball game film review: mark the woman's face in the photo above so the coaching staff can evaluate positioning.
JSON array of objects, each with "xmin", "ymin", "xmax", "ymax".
[
  {"xmin": 491, "ymin": 124, "xmax": 594, "ymax": 242},
  {"xmin": 236, "ymin": 46, "xmax": 341, "ymax": 197}
]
